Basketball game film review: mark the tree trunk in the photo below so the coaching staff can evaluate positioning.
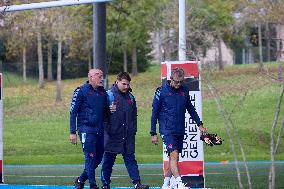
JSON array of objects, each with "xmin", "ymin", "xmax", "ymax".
[
  {"xmin": 157, "ymin": 30, "xmax": 163, "ymax": 62},
  {"xmin": 217, "ymin": 36, "xmax": 224, "ymax": 70},
  {"xmin": 277, "ymin": 24, "xmax": 284, "ymax": 62},
  {"xmin": 123, "ymin": 49, "xmax": 127, "ymax": 72},
  {"xmin": 276, "ymin": 24, "xmax": 284, "ymax": 82},
  {"xmin": 22, "ymin": 45, "xmax": 26, "ymax": 82},
  {"xmin": 37, "ymin": 30, "xmax": 44, "ymax": 89},
  {"xmin": 258, "ymin": 23, "xmax": 264, "ymax": 71},
  {"xmin": 47, "ymin": 39, "xmax": 53, "ymax": 81},
  {"xmin": 88, "ymin": 50, "xmax": 92, "ymax": 70},
  {"xmin": 56, "ymin": 39, "xmax": 62, "ymax": 102},
  {"xmin": 265, "ymin": 22, "xmax": 271, "ymax": 62},
  {"xmin": 131, "ymin": 47, "xmax": 138, "ymax": 76}
]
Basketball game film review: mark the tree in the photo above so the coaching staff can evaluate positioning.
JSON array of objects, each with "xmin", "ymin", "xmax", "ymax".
[
  {"xmin": 106, "ymin": 0, "xmax": 163, "ymax": 75},
  {"xmin": 67, "ymin": 5, "xmax": 93, "ymax": 71},
  {"xmin": 187, "ymin": 0, "xmax": 236, "ymax": 69},
  {"xmin": 35, "ymin": 12, "xmax": 45, "ymax": 89},
  {"xmin": 5, "ymin": 11, "xmax": 34, "ymax": 82},
  {"xmin": 49, "ymin": 7, "xmax": 76, "ymax": 102}
]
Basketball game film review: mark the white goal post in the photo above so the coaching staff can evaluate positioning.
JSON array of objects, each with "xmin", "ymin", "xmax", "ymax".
[{"xmin": 0, "ymin": 0, "xmax": 111, "ymax": 13}]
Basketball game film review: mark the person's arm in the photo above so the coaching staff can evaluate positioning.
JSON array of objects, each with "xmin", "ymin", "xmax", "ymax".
[
  {"xmin": 186, "ymin": 92, "xmax": 207, "ymax": 133},
  {"xmin": 150, "ymin": 87, "xmax": 162, "ymax": 138},
  {"xmin": 104, "ymin": 91, "xmax": 112, "ymax": 123},
  {"xmin": 69, "ymin": 87, "xmax": 83, "ymax": 144},
  {"xmin": 133, "ymin": 96, "xmax": 138, "ymax": 133}
]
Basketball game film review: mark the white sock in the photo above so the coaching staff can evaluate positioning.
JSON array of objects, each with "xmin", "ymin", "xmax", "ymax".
[
  {"xmin": 175, "ymin": 176, "xmax": 182, "ymax": 183},
  {"xmin": 163, "ymin": 177, "xmax": 171, "ymax": 186}
]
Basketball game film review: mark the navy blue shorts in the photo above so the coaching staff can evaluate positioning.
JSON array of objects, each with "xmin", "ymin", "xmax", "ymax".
[{"xmin": 162, "ymin": 134, "xmax": 184, "ymax": 155}]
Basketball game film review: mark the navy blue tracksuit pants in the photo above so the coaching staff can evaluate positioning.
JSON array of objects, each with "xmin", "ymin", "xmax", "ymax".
[
  {"xmin": 79, "ymin": 133, "xmax": 104, "ymax": 187},
  {"xmin": 101, "ymin": 152, "xmax": 141, "ymax": 186}
]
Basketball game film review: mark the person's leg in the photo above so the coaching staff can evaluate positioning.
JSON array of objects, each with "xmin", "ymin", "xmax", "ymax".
[
  {"xmin": 95, "ymin": 133, "xmax": 105, "ymax": 168},
  {"xmin": 74, "ymin": 133, "xmax": 88, "ymax": 189},
  {"xmin": 162, "ymin": 135, "xmax": 187, "ymax": 189},
  {"xmin": 81, "ymin": 133, "xmax": 100, "ymax": 188},
  {"xmin": 161, "ymin": 134, "xmax": 172, "ymax": 189},
  {"xmin": 169, "ymin": 150, "xmax": 180, "ymax": 178},
  {"xmin": 123, "ymin": 153, "xmax": 149, "ymax": 189},
  {"xmin": 123, "ymin": 153, "xmax": 140, "ymax": 185},
  {"xmin": 162, "ymin": 160, "xmax": 172, "ymax": 189},
  {"xmin": 101, "ymin": 152, "xmax": 117, "ymax": 187},
  {"xmin": 162, "ymin": 134, "xmax": 179, "ymax": 173},
  {"xmin": 171, "ymin": 135, "xmax": 187, "ymax": 189}
]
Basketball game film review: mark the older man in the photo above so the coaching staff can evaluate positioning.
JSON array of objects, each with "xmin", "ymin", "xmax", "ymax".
[{"xmin": 70, "ymin": 69, "xmax": 109, "ymax": 189}]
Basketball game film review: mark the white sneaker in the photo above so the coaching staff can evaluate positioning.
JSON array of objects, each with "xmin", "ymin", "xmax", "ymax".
[
  {"xmin": 170, "ymin": 184, "xmax": 177, "ymax": 189},
  {"xmin": 161, "ymin": 184, "xmax": 171, "ymax": 189},
  {"xmin": 176, "ymin": 181, "xmax": 190, "ymax": 189}
]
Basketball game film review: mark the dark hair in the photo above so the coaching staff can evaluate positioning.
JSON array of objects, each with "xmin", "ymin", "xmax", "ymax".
[
  {"xmin": 117, "ymin": 72, "xmax": 131, "ymax": 82},
  {"xmin": 171, "ymin": 67, "xmax": 185, "ymax": 78}
]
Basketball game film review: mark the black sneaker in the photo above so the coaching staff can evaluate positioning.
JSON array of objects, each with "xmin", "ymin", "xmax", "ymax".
[
  {"xmin": 101, "ymin": 185, "xmax": 110, "ymax": 189},
  {"xmin": 74, "ymin": 177, "xmax": 84, "ymax": 189},
  {"xmin": 90, "ymin": 184, "xmax": 99, "ymax": 189},
  {"xmin": 134, "ymin": 182, "xmax": 149, "ymax": 189}
]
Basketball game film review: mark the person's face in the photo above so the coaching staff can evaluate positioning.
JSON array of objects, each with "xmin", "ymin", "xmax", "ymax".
[
  {"xmin": 170, "ymin": 74, "xmax": 184, "ymax": 89},
  {"xmin": 117, "ymin": 79, "xmax": 130, "ymax": 93},
  {"xmin": 89, "ymin": 69, "xmax": 104, "ymax": 88}
]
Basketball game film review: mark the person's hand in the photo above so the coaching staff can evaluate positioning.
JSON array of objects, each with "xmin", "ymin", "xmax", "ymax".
[
  {"xmin": 109, "ymin": 102, "xmax": 116, "ymax": 113},
  {"xmin": 199, "ymin": 124, "xmax": 207, "ymax": 134},
  {"xmin": 151, "ymin": 135, "xmax": 158, "ymax": 145},
  {"xmin": 70, "ymin": 134, "xmax": 77, "ymax": 145}
]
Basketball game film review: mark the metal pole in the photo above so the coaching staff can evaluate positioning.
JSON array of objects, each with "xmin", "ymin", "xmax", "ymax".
[
  {"xmin": 178, "ymin": 0, "xmax": 186, "ymax": 61},
  {"xmin": 0, "ymin": 0, "xmax": 111, "ymax": 12},
  {"xmin": 93, "ymin": 3, "xmax": 108, "ymax": 88},
  {"xmin": 0, "ymin": 72, "xmax": 3, "ymax": 183}
]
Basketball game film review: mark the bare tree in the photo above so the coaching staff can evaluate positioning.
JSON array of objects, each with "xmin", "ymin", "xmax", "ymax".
[
  {"xmin": 4, "ymin": 11, "xmax": 34, "ymax": 82},
  {"xmin": 257, "ymin": 22, "xmax": 264, "ymax": 70},
  {"xmin": 203, "ymin": 71, "xmax": 252, "ymax": 189},
  {"xmin": 123, "ymin": 49, "xmax": 128, "ymax": 72},
  {"xmin": 36, "ymin": 29, "xmax": 44, "ymax": 88},
  {"xmin": 47, "ymin": 39, "xmax": 53, "ymax": 81},
  {"xmin": 131, "ymin": 47, "xmax": 137, "ymax": 76},
  {"xmin": 269, "ymin": 85, "xmax": 284, "ymax": 189}
]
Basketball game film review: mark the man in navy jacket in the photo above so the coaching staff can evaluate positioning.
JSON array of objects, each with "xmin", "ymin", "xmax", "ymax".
[
  {"xmin": 70, "ymin": 69, "xmax": 110, "ymax": 189},
  {"xmin": 150, "ymin": 67, "xmax": 207, "ymax": 189},
  {"xmin": 101, "ymin": 72, "xmax": 149, "ymax": 189}
]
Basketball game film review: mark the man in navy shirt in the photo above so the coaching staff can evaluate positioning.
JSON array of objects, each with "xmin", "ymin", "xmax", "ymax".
[
  {"xmin": 150, "ymin": 67, "xmax": 207, "ymax": 189},
  {"xmin": 70, "ymin": 69, "xmax": 110, "ymax": 189},
  {"xmin": 101, "ymin": 72, "xmax": 149, "ymax": 189}
]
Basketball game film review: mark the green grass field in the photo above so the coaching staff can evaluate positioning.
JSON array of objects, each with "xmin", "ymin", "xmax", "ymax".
[
  {"xmin": 3, "ymin": 162, "xmax": 284, "ymax": 188},
  {"xmin": 3, "ymin": 63, "xmax": 284, "ymax": 165}
]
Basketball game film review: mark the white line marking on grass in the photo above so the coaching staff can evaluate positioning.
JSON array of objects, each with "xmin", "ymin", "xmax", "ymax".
[
  {"xmin": 5, "ymin": 175, "xmax": 79, "ymax": 178},
  {"xmin": 4, "ymin": 173, "xmax": 165, "ymax": 179}
]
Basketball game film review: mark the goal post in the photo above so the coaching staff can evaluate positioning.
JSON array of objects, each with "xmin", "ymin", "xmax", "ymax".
[
  {"xmin": 0, "ymin": 73, "xmax": 3, "ymax": 183},
  {"xmin": 0, "ymin": 0, "xmax": 111, "ymax": 13}
]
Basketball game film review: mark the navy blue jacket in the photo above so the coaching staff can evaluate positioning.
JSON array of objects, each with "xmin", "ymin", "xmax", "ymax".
[
  {"xmin": 70, "ymin": 82, "xmax": 108, "ymax": 135},
  {"xmin": 104, "ymin": 84, "xmax": 137, "ymax": 154},
  {"xmin": 151, "ymin": 82, "xmax": 202, "ymax": 136}
]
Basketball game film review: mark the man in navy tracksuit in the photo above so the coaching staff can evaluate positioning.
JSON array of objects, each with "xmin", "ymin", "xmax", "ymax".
[
  {"xmin": 101, "ymin": 72, "xmax": 149, "ymax": 189},
  {"xmin": 150, "ymin": 68, "xmax": 207, "ymax": 189},
  {"xmin": 70, "ymin": 69, "xmax": 110, "ymax": 189}
]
